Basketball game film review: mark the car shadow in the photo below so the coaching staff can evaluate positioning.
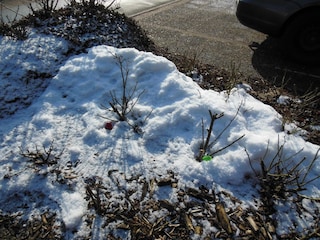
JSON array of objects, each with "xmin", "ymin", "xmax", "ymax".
[{"xmin": 251, "ymin": 37, "xmax": 320, "ymax": 95}]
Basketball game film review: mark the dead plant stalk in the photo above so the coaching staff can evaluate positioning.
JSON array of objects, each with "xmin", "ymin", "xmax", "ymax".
[{"xmin": 109, "ymin": 54, "xmax": 144, "ymax": 122}]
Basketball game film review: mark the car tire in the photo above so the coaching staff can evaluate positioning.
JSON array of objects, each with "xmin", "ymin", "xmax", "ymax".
[{"xmin": 281, "ymin": 10, "xmax": 320, "ymax": 65}]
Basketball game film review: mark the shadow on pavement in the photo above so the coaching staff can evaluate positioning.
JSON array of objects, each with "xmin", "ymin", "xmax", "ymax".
[{"xmin": 251, "ymin": 37, "xmax": 320, "ymax": 95}]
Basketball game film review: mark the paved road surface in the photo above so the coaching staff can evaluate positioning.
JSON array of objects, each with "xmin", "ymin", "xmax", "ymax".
[{"xmin": 133, "ymin": 0, "xmax": 320, "ymax": 90}]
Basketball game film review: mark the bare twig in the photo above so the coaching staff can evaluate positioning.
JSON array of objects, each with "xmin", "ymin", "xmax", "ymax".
[
  {"xmin": 209, "ymin": 134, "xmax": 245, "ymax": 156},
  {"xmin": 29, "ymin": 0, "xmax": 59, "ymax": 17},
  {"xmin": 196, "ymin": 103, "xmax": 245, "ymax": 161},
  {"xmin": 196, "ymin": 110, "xmax": 223, "ymax": 161},
  {"xmin": 251, "ymin": 139, "xmax": 320, "ymax": 201},
  {"xmin": 109, "ymin": 54, "xmax": 145, "ymax": 123},
  {"xmin": 208, "ymin": 102, "xmax": 243, "ymax": 150}
]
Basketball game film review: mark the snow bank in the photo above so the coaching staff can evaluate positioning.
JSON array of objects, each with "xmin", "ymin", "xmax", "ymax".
[{"xmin": 0, "ymin": 45, "xmax": 319, "ymax": 237}]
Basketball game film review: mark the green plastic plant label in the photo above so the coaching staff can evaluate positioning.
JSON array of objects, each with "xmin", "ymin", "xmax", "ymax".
[{"xmin": 202, "ymin": 155, "xmax": 212, "ymax": 161}]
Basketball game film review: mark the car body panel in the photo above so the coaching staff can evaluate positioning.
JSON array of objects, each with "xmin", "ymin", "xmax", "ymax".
[
  {"xmin": 291, "ymin": 0, "xmax": 320, "ymax": 8},
  {"xmin": 236, "ymin": 0, "xmax": 320, "ymax": 64},
  {"xmin": 236, "ymin": 0, "xmax": 302, "ymax": 36}
]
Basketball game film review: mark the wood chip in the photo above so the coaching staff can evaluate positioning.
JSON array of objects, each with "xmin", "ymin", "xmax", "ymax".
[
  {"xmin": 159, "ymin": 200, "xmax": 175, "ymax": 212},
  {"xmin": 149, "ymin": 178, "xmax": 156, "ymax": 197},
  {"xmin": 41, "ymin": 214, "xmax": 48, "ymax": 225},
  {"xmin": 141, "ymin": 180, "xmax": 148, "ymax": 201},
  {"xmin": 261, "ymin": 226, "xmax": 273, "ymax": 240},
  {"xmin": 194, "ymin": 225, "xmax": 203, "ymax": 235},
  {"xmin": 157, "ymin": 178, "xmax": 172, "ymax": 186},
  {"xmin": 215, "ymin": 202, "xmax": 233, "ymax": 235},
  {"xmin": 184, "ymin": 213, "xmax": 195, "ymax": 231},
  {"xmin": 246, "ymin": 215, "xmax": 259, "ymax": 232}
]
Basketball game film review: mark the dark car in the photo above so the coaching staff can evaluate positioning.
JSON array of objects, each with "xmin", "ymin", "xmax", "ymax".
[{"xmin": 236, "ymin": 0, "xmax": 320, "ymax": 64}]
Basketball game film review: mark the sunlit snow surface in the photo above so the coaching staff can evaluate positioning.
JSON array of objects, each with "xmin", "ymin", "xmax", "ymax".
[{"xmin": 0, "ymin": 44, "xmax": 319, "ymax": 238}]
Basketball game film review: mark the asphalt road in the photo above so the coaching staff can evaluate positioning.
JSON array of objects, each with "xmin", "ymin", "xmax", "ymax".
[{"xmin": 133, "ymin": 0, "xmax": 320, "ymax": 92}]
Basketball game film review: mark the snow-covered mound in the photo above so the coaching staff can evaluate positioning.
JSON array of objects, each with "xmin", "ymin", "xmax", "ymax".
[{"xmin": 0, "ymin": 46, "xmax": 319, "ymax": 238}]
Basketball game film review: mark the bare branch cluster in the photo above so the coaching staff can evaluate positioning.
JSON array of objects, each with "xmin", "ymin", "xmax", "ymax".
[
  {"xmin": 196, "ymin": 105, "xmax": 244, "ymax": 161},
  {"xmin": 0, "ymin": 3, "xmax": 28, "ymax": 39},
  {"xmin": 0, "ymin": 21, "xmax": 28, "ymax": 40},
  {"xmin": 19, "ymin": 141, "xmax": 63, "ymax": 166},
  {"xmin": 247, "ymin": 138, "xmax": 320, "ymax": 201},
  {"xmin": 103, "ymin": 54, "xmax": 148, "ymax": 133},
  {"xmin": 66, "ymin": 0, "xmax": 118, "ymax": 9},
  {"xmin": 109, "ymin": 54, "xmax": 144, "ymax": 121},
  {"xmin": 29, "ymin": 0, "xmax": 59, "ymax": 18}
]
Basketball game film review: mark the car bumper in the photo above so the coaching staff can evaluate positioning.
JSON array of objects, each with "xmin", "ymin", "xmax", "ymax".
[{"xmin": 236, "ymin": 0, "xmax": 300, "ymax": 36}]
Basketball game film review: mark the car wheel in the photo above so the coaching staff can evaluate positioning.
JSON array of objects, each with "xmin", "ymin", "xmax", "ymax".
[{"xmin": 281, "ymin": 10, "xmax": 320, "ymax": 65}]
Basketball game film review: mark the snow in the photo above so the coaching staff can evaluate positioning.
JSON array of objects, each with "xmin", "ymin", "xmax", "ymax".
[
  {"xmin": 0, "ymin": 36, "xmax": 320, "ymax": 238},
  {"xmin": 0, "ymin": 32, "xmax": 69, "ymax": 116},
  {"xmin": 117, "ymin": 0, "xmax": 173, "ymax": 15},
  {"xmin": 59, "ymin": 191, "xmax": 87, "ymax": 229}
]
